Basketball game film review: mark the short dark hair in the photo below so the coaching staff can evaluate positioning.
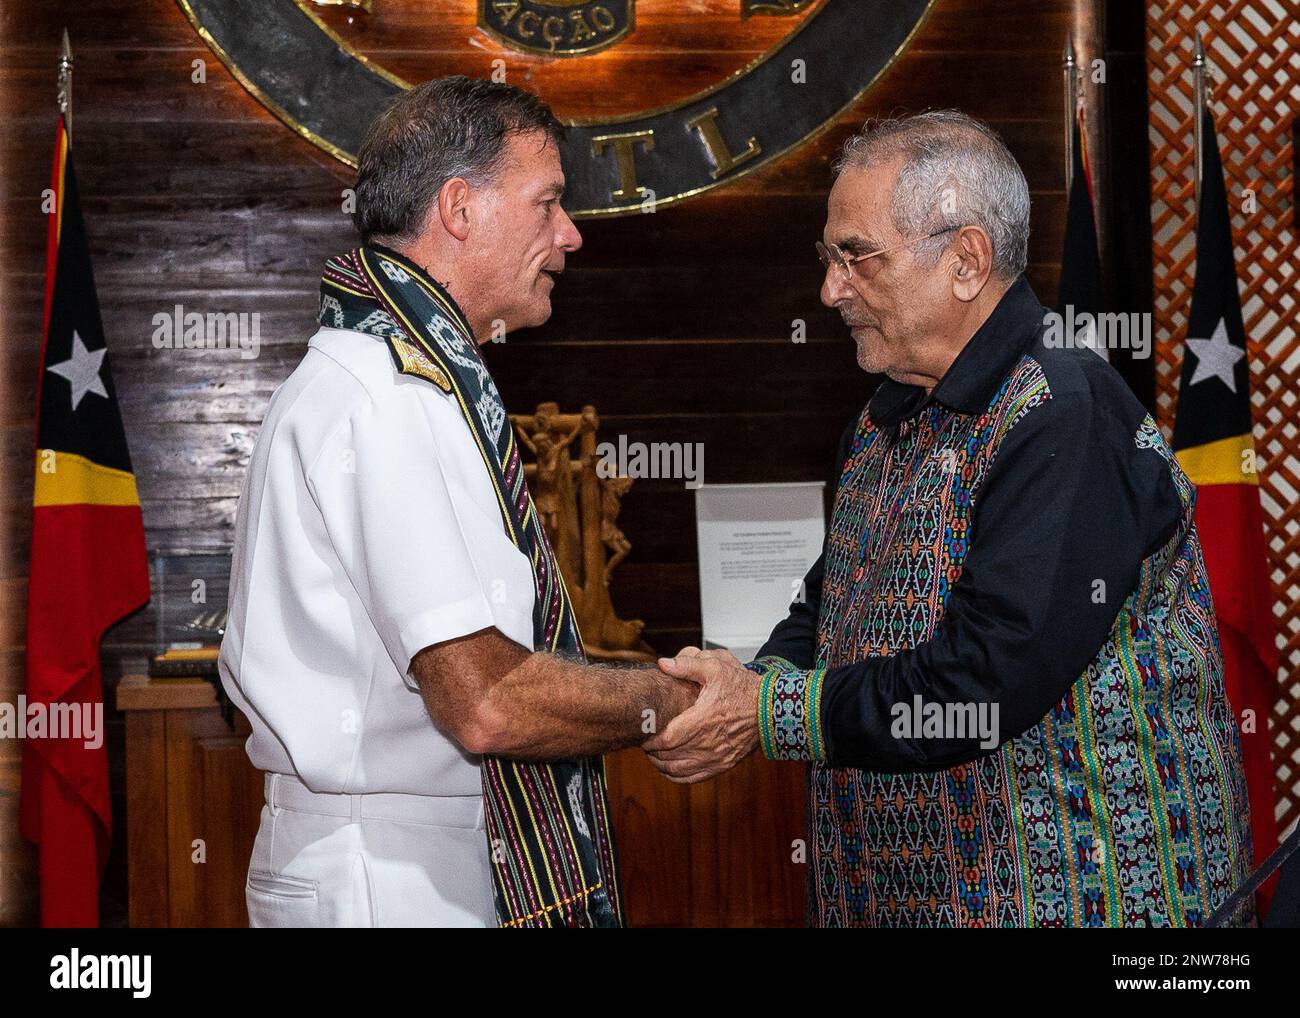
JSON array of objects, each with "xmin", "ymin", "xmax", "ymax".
[{"xmin": 352, "ymin": 76, "xmax": 565, "ymax": 245}]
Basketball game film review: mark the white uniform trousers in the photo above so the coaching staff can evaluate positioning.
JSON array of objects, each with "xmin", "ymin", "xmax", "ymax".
[{"xmin": 245, "ymin": 772, "xmax": 496, "ymax": 928}]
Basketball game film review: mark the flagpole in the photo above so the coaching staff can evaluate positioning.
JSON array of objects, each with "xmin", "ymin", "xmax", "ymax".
[
  {"xmin": 1062, "ymin": 33, "xmax": 1077, "ymax": 193},
  {"xmin": 57, "ymin": 29, "xmax": 73, "ymax": 136},
  {"xmin": 1193, "ymin": 33, "xmax": 1206, "ymax": 210}
]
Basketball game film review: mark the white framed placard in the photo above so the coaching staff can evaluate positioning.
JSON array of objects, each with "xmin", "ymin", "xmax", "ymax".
[{"xmin": 694, "ymin": 481, "xmax": 826, "ymax": 664}]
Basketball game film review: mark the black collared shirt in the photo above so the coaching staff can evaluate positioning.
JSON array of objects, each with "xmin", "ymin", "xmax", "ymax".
[{"xmin": 757, "ymin": 277, "xmax": 1186, "ymax": 770}]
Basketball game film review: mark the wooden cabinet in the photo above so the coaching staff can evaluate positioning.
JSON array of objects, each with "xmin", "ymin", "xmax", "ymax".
[
  {"xmin": 118, "ymin": 676, "xmax": 806, "ymax": 927},
  {"xmin": 117, "ymin": 676, "xmax": 262, "ymax": 928},
  {"xmin": 604, "ymin": 750, "xmax": 806, "ymax": 927}
]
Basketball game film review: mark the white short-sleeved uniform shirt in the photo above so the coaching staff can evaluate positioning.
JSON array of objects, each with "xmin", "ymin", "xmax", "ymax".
[{"xmin": 218, "ymin": 326, "xmax": 537, "ymax": 796}]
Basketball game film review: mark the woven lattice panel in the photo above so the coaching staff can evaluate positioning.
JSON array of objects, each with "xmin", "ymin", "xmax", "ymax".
[{"xmin": 1147, "ymin": 0, "xmax": 1300, "ymax": 832}]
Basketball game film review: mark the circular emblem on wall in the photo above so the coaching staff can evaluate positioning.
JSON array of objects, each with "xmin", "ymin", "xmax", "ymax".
[{"xmin": 177, "ymin": 0, "xmax": 934, "ymax": 218}]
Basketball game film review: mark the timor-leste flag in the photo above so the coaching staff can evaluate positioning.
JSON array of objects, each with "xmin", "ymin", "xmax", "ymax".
[
  {"xmin": 1056, "ymin": 108, "xmax": 1106, "ymax": 360},
  {"xmin": 19, "ymin": 112, "xmax": 149, "ymax": 927},
  {"xmin": 1172, "ymin": 108, "xmax": 1280, "ymax": 908}
]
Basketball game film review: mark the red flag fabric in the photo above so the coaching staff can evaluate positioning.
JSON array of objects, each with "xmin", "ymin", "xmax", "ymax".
[{"xmin": 19, "ymin": 113, "xmax": 150, "ymax": 927}]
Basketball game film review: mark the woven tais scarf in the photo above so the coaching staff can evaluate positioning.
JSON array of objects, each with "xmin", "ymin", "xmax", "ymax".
[{"xmin": 318, "ymin": 245, "xmax": 623, "ymax": 928}]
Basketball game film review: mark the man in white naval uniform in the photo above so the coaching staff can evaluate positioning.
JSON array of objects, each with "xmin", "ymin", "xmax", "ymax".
[{"xmin": 219, "ymin": 78, "xmax": 694, "ymax": 927}]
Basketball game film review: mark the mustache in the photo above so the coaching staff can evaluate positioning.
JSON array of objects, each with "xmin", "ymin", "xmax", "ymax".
[{"xmin": 840, "ymin": 313, "xmax": 879, "ymax": 329}]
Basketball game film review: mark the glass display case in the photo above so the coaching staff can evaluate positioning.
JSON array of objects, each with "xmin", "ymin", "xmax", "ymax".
[{"xmin": 148, "ymin": 550, "xmax": 231, "ymax": 680}]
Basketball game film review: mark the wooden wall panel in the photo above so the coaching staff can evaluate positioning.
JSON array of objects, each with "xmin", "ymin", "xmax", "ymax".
[{"xmin": 0, "ymin": 0, "xmax": 1073, "ymax": 926}]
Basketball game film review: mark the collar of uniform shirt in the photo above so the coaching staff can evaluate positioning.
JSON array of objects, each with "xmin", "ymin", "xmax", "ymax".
[{"xmin": 867, "ymin": 275, "xmax": 1046, "ymax": 428}]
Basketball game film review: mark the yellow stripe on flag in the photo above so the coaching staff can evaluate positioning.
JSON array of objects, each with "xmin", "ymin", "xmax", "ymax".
[
  {"xmin": 1175, "ymin": 434, "xmax": 1258, "ymax": 486},
  {"xmin": 33, "ymin": 450, "xmax": 141, "ymax": 507},
  {"xmin": 54, "ymin": 124, "xmax": 68, "ymax": 245}
]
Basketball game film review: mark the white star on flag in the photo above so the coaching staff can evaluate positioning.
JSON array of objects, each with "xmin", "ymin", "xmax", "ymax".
[
  {"xmin": 46, "ymin": 330, "xmax": 108, "ymax": 411},
  {"xmin": 1185, "ymin": 317, "xmax": 1245, "ymax": 393}
]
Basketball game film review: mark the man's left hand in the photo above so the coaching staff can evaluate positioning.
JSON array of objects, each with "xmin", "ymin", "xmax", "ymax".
[{"xmin": 643, "ymin": 647, "xmax": 760, "ymax": 783}]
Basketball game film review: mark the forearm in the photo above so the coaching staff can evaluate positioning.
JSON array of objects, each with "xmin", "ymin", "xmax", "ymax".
[
  {"xmin": 754, "ymin": 601, "xmax": 1112, "ymax": 771},
  {"xmin": 481, "ymin": 653, "xmax": 693, "ymax": 760}
]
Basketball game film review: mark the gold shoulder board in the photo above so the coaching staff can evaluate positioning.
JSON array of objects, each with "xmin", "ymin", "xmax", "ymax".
[{"xmin": 388, "ymin": 335, "xmax": 453, "ymax": 393}]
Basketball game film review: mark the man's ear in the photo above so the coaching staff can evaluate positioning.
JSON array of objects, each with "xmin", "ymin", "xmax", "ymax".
[
  {"xmin": 437, "ymin": 177, "xmax": 472, "ymax": 242},
  {"xmin": 950, "ymin": 225, "xmax": 994, "ymax": 302}
]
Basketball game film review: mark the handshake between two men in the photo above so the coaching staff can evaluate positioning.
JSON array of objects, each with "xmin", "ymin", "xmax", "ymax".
[
  {"xmin": 410, "ymin": 628, "xmax": 765, "ymax": 784},
  {"xmin": 645, "ymin": 648, "xmax": 760, "ymax": 783}
]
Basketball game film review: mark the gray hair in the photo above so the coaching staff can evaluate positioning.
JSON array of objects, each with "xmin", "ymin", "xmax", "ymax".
[
  {"xmin": 353, "ymin": 76, "xmax": 565, "ymax": 245},
  {"xmin": 832, "ymin": 110, "xmax": 1030, "ymax": 280}
]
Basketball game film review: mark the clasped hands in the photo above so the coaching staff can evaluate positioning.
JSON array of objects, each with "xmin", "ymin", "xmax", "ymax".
[{"xmin": 644, "ymin": 647, "xmax": 760, "ymax": 784}]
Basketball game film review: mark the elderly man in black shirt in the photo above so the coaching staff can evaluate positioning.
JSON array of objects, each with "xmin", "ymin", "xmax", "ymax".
[{"xmin": 647, "ymin": 110, "xmax": 1253, "ymax": 928}]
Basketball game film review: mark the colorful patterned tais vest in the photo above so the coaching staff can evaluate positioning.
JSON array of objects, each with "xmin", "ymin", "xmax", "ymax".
[{"xmin": 810, "ymin": 356, "xmax": 1254, "ymax": 927}]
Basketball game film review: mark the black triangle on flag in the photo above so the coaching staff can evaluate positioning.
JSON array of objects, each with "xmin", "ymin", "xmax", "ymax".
[
  {"xmin": 1056, "ymin": 112, "xmax": 1105, "ymax": 357},
  {"xmin": 37, "ymin": 125, "xmax": 134, "ymax": 473},
  {"xmin": 1171, "ymin": 109, "xmax": 1253, "ymax": 452}
]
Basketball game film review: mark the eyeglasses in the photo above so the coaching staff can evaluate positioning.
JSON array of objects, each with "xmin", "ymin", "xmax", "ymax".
[{"xmin": 816, "ymin": 226, "xmax": 960, "ymax": 281}]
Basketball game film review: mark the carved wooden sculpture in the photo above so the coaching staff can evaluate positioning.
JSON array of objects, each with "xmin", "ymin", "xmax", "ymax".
[{"xmin": 511, "ymin": 403, "xmax": 654, "ymax": 662}]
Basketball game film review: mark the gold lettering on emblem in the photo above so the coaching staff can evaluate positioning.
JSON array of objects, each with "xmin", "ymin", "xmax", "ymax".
[
  {"xmin": 542, "ymin": 16, "xmax": 564, "ymax": 48},
  {"xmin": 591, "ymin": 130, "xmax": 656, "ymax": 202},
  {"xmin": 685, "ymin": 107, "xmax": 762, "ymax": 180},
  {"xmin": 569, "ymin": 11, "xmax": 596, "ymax": 43},
  {"xmin": 484, "ymin": 0, "xmax": 630, "ymax": 57}
]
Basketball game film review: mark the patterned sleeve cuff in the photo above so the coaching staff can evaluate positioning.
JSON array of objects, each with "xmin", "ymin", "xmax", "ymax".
[{"xmin": 752, "ymin": 661, "xmax": 827, "ymax": 762}]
